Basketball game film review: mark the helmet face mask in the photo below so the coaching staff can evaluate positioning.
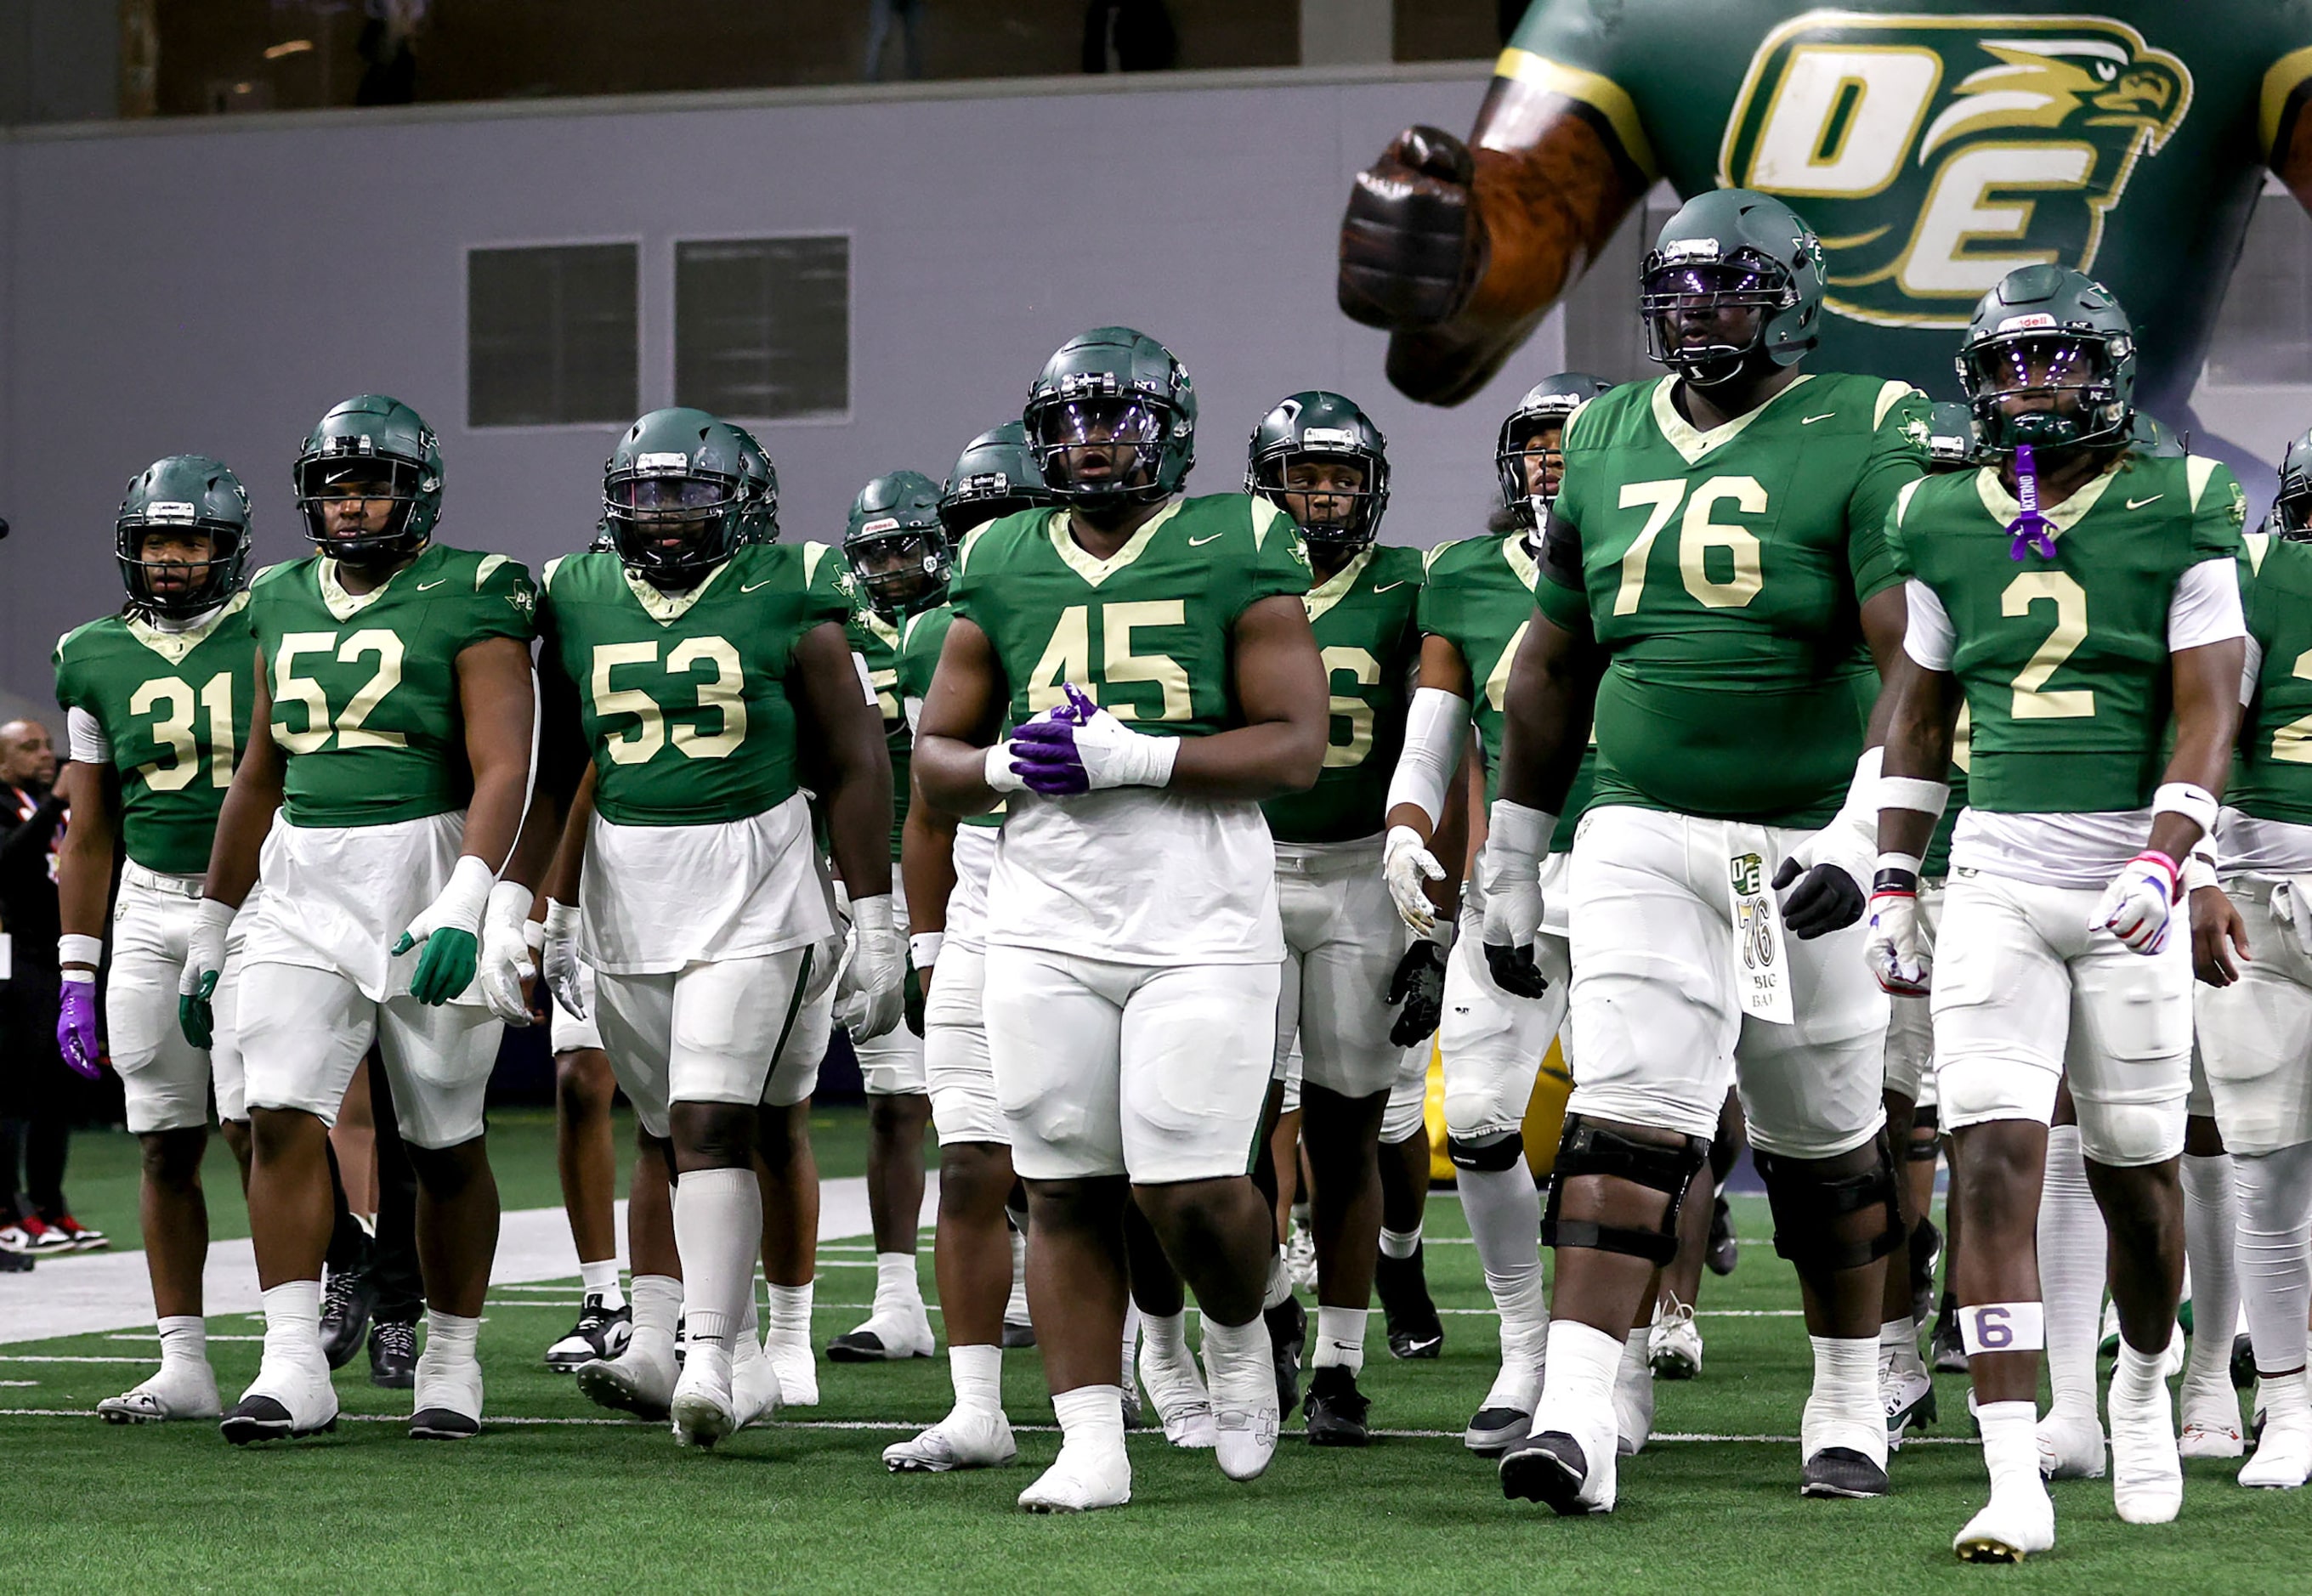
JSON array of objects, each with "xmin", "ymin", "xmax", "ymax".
[
  {"xmin": 1492, "ymin": 371, "xmax": 1612, "ymax": 532},
  {"xmin": 1030, "ymin": 395, "xmax": 1171, "ymax": 501},
  {"xmin": 1263, "ymin": 455, "xmax": 1374, "ymax": 548},
  {"xmin": 1958, "ymin": 267, "xmax": 2136, "ymax": 455},
  {"xmin": 728, "ymin": 426, "xmax": 780, "ymax": 545},
  {"xmin": 2277, "ymin": 428, "xmax": 2312, "ymax": 541},
  {"xmin": 1023, "ymin": 328, "xmax": 1197, "ymax": 516},
  {"xmin": 116, "ymin": 455, "xmax": 252, "ymax": 620},
  {"xmin": 602, "ymin": 409, "xmax": 749, "ymax": 589},
  {"xmin": 294, "ymin": 396, "xmax": 443, "ymax": 565},
  {"xmin": 845, "ymin": 469, "xmax": 949, "ymax": 619},
  {"xmin": 1640, "ymin": 258, "xmax": 1792, "ymax": 387},
  {"xmin": 1244, "ymin": 391, "xmax": 1389, "ymax": 552}
]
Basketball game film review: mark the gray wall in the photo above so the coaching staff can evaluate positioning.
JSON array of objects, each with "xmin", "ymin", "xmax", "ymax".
[{"xmin": 0, "ymin": 65, "xmax": 1578, "ymax": 708}]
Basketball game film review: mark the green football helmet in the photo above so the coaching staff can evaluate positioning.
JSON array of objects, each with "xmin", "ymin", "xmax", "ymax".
[
  {"xmin": 293, "ymin": 394, "xmax": 443, "ymax": 563},
  {"xmin": 1244, "ymin": 391, "xmax": 1391, "ymax": 551},
  {"xmin": 602, "ymin": 408, "xmax": 749, "ymax": 587},
  {"xmin": 1924, "ymin": 401, "xmax": 1980, "ymax": 472},
  {"xmin": 116, "ymin": 455, "xmax": 252, "ymax": 619},
  {"xmin": 1494, "ymin": 371, "xmax": 1613, "ymax": 528},
  {"xmin": 2275, "ymin": 427, "xmax": 2312, "ymax": 541},
  {"xmin": 728, "ymin": 422, "xmax": 781, "ymax": 545},
  {"xmin": 845, "ymin": 470, "xmax": 949, "ymax": 620},
  {"xmin": 1640, "ymin": 190, "xmax": 1825, "ymax": 387},
  {"xmin": 1958, "ymin": 264, "xmax": 2137, "ymax": 453},
  {"xmin": 939, "ymin": 421, "xmax": 1056, "ymax": 538},
  {"xmin": 1023, "ymin": 326, "xmax": 1196, "ymax": 512}
]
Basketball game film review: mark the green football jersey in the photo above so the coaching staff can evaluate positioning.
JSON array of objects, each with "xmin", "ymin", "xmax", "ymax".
[
  {"xmin": 898, "ymin": 603, "xmax": 1000, "ymax": 832},
  {"xmin": 53, "ymin": 596, "xmax": 257, "ymax": 874},
  {"xmin": 848, "ymin": 603, "xmax": 913, "ymax": 859},
  {"xmin": 248, "ymin": 544, "xmax": 536, "ymax": 829},
  {"xmin": 949, "ymin": 495, "xmax": 1312, "ymax": 733},
  {"xmin": 2219, "ymin": 531, "xmax": 2312, "ymax": 826},
  {"xmin": 1263, "ymin": 543, "xmax": 1423, "ymax": 846},
  {"xmin": 1537, "ymin": 372, "xmax": 1927, "ymax": 825},
  {"xmin": 1887, "ymin": 452, "xmax": 2247, "ymax": 814},
  {"xmin": 1500, "ymin": 0, "xmax": 2312, "ymax": 414},
  {"xmin": 539, "ymin": 543, "xmax": 853, "ymax": 828}
]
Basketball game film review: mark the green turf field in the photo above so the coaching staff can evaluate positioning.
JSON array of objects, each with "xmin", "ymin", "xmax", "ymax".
[{"xmin": 5, "ymin": 1113, "xmax": 2306, "ymax": 1593}]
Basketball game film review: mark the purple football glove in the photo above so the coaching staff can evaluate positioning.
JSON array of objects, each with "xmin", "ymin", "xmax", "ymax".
[
  {"xmin": 57, "ymin": 976, "xmax": 103, "ymax": 1080},
  {"xmin": 1005, "ymin": 684, "xmax": 1179, "ymax": 797},
  {"xmin": 1008, "ymin": 700, "xmax": 1093, "ymax": 795}
]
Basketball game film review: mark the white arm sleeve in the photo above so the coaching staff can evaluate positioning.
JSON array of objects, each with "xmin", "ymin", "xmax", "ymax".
[
  {"xmin": 2241, "ymin": 635, "xmax": 2265, "ymax": 709},
  {"xmin": 851, "ymin": 650, "xmax": 878, "ymax": 707},
  {"xmin": 1901, "ymin": 580, "xmax": 1953, "ymax": 671},
  {"xmin": 2168, "ymin": 557, "xmax": 2247, "ymax": 652},
  {"xmin": 66, "ymin": 706, "xmax": 111, "ymax": 766},
  {"xmin": 1384, "ymin": 688, "xmax": 1471, "ymax": 830}
]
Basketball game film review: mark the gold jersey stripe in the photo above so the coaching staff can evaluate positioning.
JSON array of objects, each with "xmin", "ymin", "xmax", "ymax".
[{"xmin": 1492, "ymin": 48, "xmax": 1659, "ymax": 182}]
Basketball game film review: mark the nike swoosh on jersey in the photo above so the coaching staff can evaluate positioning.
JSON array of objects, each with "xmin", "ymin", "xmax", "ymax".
[
  {"xmin": 1187, "ymin": 533, "xmax": 1225, "ymax": 546},
  {"xmin": 1373, "ymin": 580, "xmax": 1407, "ymax": 592},
  {"xmin": 1800, "ymin": 413, "xmax": 1837, "ymax": 425},
  {"xmin": 2127, "ymin": 495, "xmax": 2164, "ymax": 510},
  {"xmin": 740, "ymin": 580, "xmax": 773, "ymax": 591},
  {"xmin": 415, "ymin": 580, "xmax": 445, "ymax": 590}
]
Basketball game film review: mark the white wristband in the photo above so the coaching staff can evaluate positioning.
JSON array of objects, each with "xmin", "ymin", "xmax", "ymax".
[
  {"xmin": 984, "ymin": 742, "xmax": 1027, "ymax": 795},
  {"xmin": 1877, "ymin": 777, "xmax": 1951, "ymax": 818},
  {"xmin": 434, "ymin": 854, "xmax": 499, "ymax": 934},
  {"xmin": 852, "ymin": 893, "xmax": 896, "ymax": 937},
  {"xmin": 2152, "ymin": 782, "xmax": 2219, "ymax": 835},
  {"xmin": 58, "ymin": 933, "xmax": 104, "ymax": 969},
  {"xmin": 1875, "ymin": 852, "xmax": 1924, "ymax": 880},
  {"xmin": 1486, "ymin": 799, "xmax": 1556, "ymax": 862},
  {"xmin": 910, "ymin": 931, "xmax": 944, "ymax": 968},
  {"xmin": 2182, "ymin": 854, "xmax": 2218, "ymax": 893},
  {"xmin": 60, "ymin": 967, "xmax": 95, "ymax": 987}
]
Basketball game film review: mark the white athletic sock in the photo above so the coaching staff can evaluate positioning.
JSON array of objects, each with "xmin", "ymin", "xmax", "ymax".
[
  {"xmin": 1052, "ymin": 1384, "xmax": 1125, "ymax": 1455},
  {"xmin": 1378, "ymin": 1224, "xmax": 1422, "ymax": 1259},
  {"xmin": 764, "ymin": 1281, "xmax": 814, "ymax": 1347},
  {"xmin": 628, "ymin": 1273, "xmax": 682, "ymax": 1352},
  {"xmin": 2236, "ymin": 1142, "xmax": 2312, "ymax": 1376},
  {"xmin": 1312, "ymin": 1305, "xmax": 1368, "ymax": 1374},
  {"xmin": 1262, "ymin": 1249, "xmax": 1292, "ymax": 1310},
  {"xmin": 425, "ymin": 1308, "xmax": 480, "ymax": 1362},
  {"xmin": 1119, "ymin": 1301, "xmax": 1140, "ymax": 1384},
  {"xmin": 1198, "ymin": 1314, "xmax": 1275, "ymax": 1412},
  {"xmin": 2180, "ymin": 1151, "xmax": 2240, "ymax": 1401},
  {"xmin": 1533, "ymin": 1319, "xmax": 1621, "ymax": 1441},
  {"xmin": 2112, "ymin": 1335, "xmax": 2167, "ymax": 1401},
  {"xmin": 1486, "ymin": 1261, "xmax": 1551, "ymax": 1365},
  {"xmin": 580, "ymin": 1257, "xmax": 626, "ymax": 1310},
  {"xmin": 1006, "ymin": 1227, "xmax": 1029, "ymax": 1318},
  {"xmin": 1805, "ymin": 1334, "xmax": 1887, "ymax": 1465},
  {"xmin": 1458, "ymin": 1158, "xmax": 1543, "ymax": 1287},
  {"xmin": 875, "ymin": 1251, "xmax": 924, "ymax": 1313},
  {"xmin": 156, "ymin": 1315, "xmax": 207, "ymax": 1370},
  {"xmin": 2037, "ymin": 1123, "xmax": 2105, "ymax": 1419},
  {"xmin": 673, "ymin": 1165, "xmax": 762, "ymax": 1350},
  {"xmin": 1979, "ymin": 1399, "xmax": 2040, "ymax": 1496},
  {"xmin": 950, "ymin": 1342, "xmax": 1002, "ymax": 1417},
  {"xmin": 1879, "ymin": 1316, "xmax": 1927, "ymax": 1378},
  {"xmin": 1142, "ymin": 1310, "xmax": 1189, "ymax": 1364},
  {"xmin": 260, "ymin": 1279, "xmax": 324, "ymax": 1367}
]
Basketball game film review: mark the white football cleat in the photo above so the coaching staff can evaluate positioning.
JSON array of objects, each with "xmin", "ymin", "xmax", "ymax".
[
  {"xmin": 1648, "ymin": 1297, "xmax": 1703, "ymax": 1380},
  {"xmin": 410, "ymin": 1341, "xmax": 484, "ymax": 1440},
  {"xmin": 1136, "ymin": 1333, "xmax": 1217, "ymax": 1448},
  {"xmin": 98, "ymin": 1361, "xmax": 220, "ymax": 1424},
  {"xmin": 2108, "ymin": 1372, "xmax": 2183, "ymax": 1524},
  {"xmin": 1952, "ymin": 1481, "xmax": 2056, "ymax": 1563},
  {"xmin": 1613, "ymin": 1344, "xmax": 1655, "ymax": 1457},
  {"xmin": 765, "ymin": 1335, "xmax": 819, "ymax": 1406},
  {"xmin": 575, "ymin": 1338, "xmax": 677, "ymax": 1421},
  {"xmin": 731, "ymin": 1333, "xmax": 783, "ymax": 1429},
  {"xmin": 669, "ymin": 1344, "xmax": 738, "ymax": 1450},
  {"xmin": 2037, "ymin": 1406, "xmax": 2107, "ymax": 1480},
  {"xmin": 219, "ymin": 1354, "xmax": 338, "ymax": 1446},
  {"xmin": 884, "ymin": 1406, "xmax": 1017, "ymax": 1472},
  {"xmin": 1883, "ymin": 1364, "xmax": 1937, "ymax": 1449},
  {"xmin": 2179, "ymin": 1389, "xmax": 2244, "ymax": 1460},
  {"xmin": 1212, "ymin": 1400, "xmax": 1280, "ymax": 1481},
  {"xmin": 1285, "ymin": 1223, "xmax": 1318, "ymax": 1293},
  {"xmin": 2239, "ymin": 1409, "xmax": 2312, "ymax": 1489},
  {"xmin": 1017, "ymin": 1443, "xmax": 1130, "ymax": 1512}
]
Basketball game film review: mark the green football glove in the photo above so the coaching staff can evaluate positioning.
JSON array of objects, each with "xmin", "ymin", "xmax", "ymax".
[
  {"xmin": 176, "ymin": 898, "xmax": 235, "ymax": 1049},
  {"xmin": 394, "ymin": 855, "xmax": 496, "ymax": 1008}
]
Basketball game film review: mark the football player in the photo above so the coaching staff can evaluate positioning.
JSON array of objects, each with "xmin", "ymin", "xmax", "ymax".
[
  {"xmin": 914, "ymin": 327, "xmax": 1327, "ymax": 1510},
  {"xmin": 1869, "ymin": 265, "xmax": 2247, "ymax": 1556},
  {"xmin": 1246, "ymin": 391, "xmax": 1429, "ymax": 1444},
  {"xmin": 883, "ymin": 423, "xmax": 1058, "ymax": 1474},
  {"xmin": 180, "ymin": 396, "xmax": 541, "ymax": 1444},
  {"xmin": 1380, "ymin": 369, "xmax": 1609, "ymax": 1454},
  {"xmin": 1485, "ymin": 191, "xmax": 1930, "ymax": 1513},
  {"xmin": 54, "ymin": 456, "xmax": 257, "ymax": 1423},
  {"xmin": 827, "ymin": 471, "xmax": 949, "ymax": 1366},
  {"xmin": 2187, "ymin": 422, "xmax": 2312, "ymax": 1489},
  {"xmin": 532, "ymin": 408, "xmax": 899, "ymax": 1447}
]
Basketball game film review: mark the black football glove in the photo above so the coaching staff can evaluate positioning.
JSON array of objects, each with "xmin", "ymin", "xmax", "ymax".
[
  {"xmin": 1772, "ymin": 856, "xmax": 1866, "ymax": 940},
  {"xmin": 1386, "ymin": 939, "xmax": 1448, "ymax": 1045}
]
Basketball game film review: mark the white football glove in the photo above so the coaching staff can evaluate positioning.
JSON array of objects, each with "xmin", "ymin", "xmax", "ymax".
[
  {"xmin": 1477, "ymin": 801, "xmax": 1554, "ymax": 999},
  {"xmin": 2094, "ymin": 850, "xmax": 2180, "ymax": 954},
  {"xmin": 541, "ymin": 897, "xmax": 588, "ymax": 1021},
  {"xmin": 1865, "ymin": 876, "xmax": 1932, "ymax": 997},
  {"xmin": 836, "ymin": 891, "xmax": 906, "ymax": 1042},
  {"xmin": 1383, "ymin": 823, "xmax": 1447, "ymax": 936},
  {"xmin": 476, "ymin": 880, "xmax": 536, "ymax": 1026}
]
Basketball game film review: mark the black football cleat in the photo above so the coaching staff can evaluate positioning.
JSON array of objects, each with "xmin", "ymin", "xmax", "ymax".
[
  {"xmin": 219, "ymin": 1395, "xmax": 336, "ymax": 1446},
  {"xmin": 1264, "ymin": 1294, "xmax": 1306, "ymax": 1419},
  {"xmin": 1800, "ymin": 1446, "xmax": 1891, "ymax": 1499},
  {"xmin": 544, "ymin": 1295, "xmax": 633, "ymax": 1372},
  {"xmin": 1706, "ymin": 1193, "xmax": 1738, "ymax": 1276},
  {"xmin": 1499, "ymin": 1431, "xmax": 1598, "ymax": 1514},
  {"xmin": 1303, "ymin": 1365, "xmax": 1372, "ymax": 1446},
  {"xmin": 369, "ymin": 1319, "xmax": 418, "ymax": 1389},
  {"xmin": 1374, "ymin": 1248, "xmax": 1443, "ymax": 1360},
  {"xmin": 320, "ymin": 1267, "xmax": 377, "ymax": 1372}
]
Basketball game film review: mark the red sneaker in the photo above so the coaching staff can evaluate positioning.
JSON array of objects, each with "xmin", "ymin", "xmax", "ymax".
[{"xmin": 48, "ymin": 1215, "xmax": 109, "ymax": 1253}]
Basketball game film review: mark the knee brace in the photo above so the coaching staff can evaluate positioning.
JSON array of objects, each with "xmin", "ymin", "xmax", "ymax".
[
  {"xmin": 1753, "ymin": 1132, "xmax": 1904, "ymax": 1276},
  {"xmin": 1909, "ymin": 1103, "xmax": 1940, "ymax": 1143},
  {"xmin": 1541, "ymin": 1116, "xmax": 1710, "ymax": 1266},
  {"xmin": 2077, "ymin": 1097, "xmax": 2186, "ymax": 1168},
  {"xmin": 1448, "ymin": 1129, "xmax": 1525, "ymax": 1174}
]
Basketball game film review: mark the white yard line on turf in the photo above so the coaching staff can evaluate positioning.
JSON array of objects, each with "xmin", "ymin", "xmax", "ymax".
[{"xmin": 0, "ymin": 1172, "xmax": 932, "ymax": 1345}]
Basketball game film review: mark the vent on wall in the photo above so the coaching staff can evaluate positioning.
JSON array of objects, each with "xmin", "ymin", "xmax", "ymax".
[
  {"xmin": 2203, "ymin": 193, "xmax": 2312, "ymax": 388},
  {"xmin": 468, "ymin": 243, "xmax": 639, "ymax": 428},
  {"xmin": 675, "ymin": 236, "xmax": 851, "ymax": 422}
]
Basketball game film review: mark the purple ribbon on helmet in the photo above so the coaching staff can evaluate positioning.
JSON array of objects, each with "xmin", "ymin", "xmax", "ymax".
[{"xmin": 2007, "ymin": 443, "xmax": 2059, "ymax": 560}]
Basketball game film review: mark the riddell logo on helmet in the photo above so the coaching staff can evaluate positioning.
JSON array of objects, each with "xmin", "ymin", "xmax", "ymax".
[
  {"xmin": 1662, "ymin": 236, "xmax": 1722, "ymax": 263},
  {"xmin": 1997, "ymin": 314, "xmax": 2060, "ymax": 333},
  {"xmin": 1721, "ymin": 14, "xmax": 2191, "ymax": 329},
  {"xmin": 144, "ymin": 501, "xmax": 197, "ymax": 523},
  {"xmin": 636, "ymin": 452, "xmax": 688, "ymax": 472},
  {"xmin": 859, "ymin": 517, "xmax": 901, "ymax": 535}
]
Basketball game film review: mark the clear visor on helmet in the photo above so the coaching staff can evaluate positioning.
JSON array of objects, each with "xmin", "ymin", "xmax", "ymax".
[
  {"xmin": 1033, "ymin": 397, "xmax": 1167, "ymax": 450},
  {"xmin": 612, "ymin": 474, "xmax": 732, "ymax": 518},
  {"xmin": 1964, "ymin": 332, "xmax": 2107, "ymax": 399},
  {"xmin": 848, "ymin": 528, "xmax": 944, "ymax": 610}
]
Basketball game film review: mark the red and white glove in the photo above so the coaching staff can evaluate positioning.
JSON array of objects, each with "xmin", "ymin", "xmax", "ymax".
[
  {"xmin": 2093, "ymin": 850, "xmax": 2180, "ymax": 954},
  {"xmin": 1864, "ymin": 859, "xmax": 1931, "ymax": 997}
]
